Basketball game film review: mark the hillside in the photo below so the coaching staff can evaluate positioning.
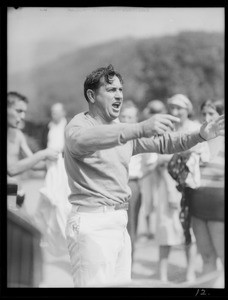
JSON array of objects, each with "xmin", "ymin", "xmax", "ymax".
[{"xmin": 8, "ymin": 31, "xmax": 224, "ymax": 123}]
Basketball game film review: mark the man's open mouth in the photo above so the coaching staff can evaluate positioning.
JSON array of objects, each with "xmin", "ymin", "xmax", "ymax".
[{"xmin": 112, "ymin": 103, "xmax": 121, "ymax": 109}]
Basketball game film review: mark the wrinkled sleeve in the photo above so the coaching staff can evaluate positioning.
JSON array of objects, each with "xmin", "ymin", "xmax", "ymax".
[
  {"xmin": 65, "ymin": 122, "xmax": 127, "ymax": 158},
  {"xmin": 132, "ymin": 131, "xmax": 205, "ymax": 156}
]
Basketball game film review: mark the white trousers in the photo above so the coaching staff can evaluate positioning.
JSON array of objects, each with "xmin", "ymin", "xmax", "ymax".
[{"xmin": 65, "ymin": 207, "xmax": 132, "ymax": 287}]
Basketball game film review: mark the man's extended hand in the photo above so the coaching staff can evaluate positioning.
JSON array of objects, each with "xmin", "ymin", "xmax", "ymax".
[
  {"xmin": 141, "ymin": 114, "xmax": 180, "ymax": 137},
  {"xmin": 199, "ymin": 115, "xmax": 224, "ymax": 141}
]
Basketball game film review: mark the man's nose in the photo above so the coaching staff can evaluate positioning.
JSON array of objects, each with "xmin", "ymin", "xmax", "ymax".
[
  {"xmin": 20, "ymin": 112, "xmax": 26, "ymax": 120},
  {"xmin": 115, "ymin": 90, "xmax": 123, "ymax": 99},
  {"xmin": 205, "ymin": 115, "xmax": 211, "ymax": 123},
  {"xmin": 170, "ymin": 109, "xmax": 178, "ymax": 116}
]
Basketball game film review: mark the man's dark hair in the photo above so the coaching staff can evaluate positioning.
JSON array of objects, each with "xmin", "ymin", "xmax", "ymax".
[
  {"xmin": 7, "ymin": 91, "xmax": 28, "ymax": 106},
  {"xmin": 84, "ymin": 64, "xmax": 124, "ymax": 102}
]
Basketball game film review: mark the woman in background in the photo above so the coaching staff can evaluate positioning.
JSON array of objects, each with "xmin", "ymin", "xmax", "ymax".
[
  {"xmin": 155, "ymin": 94, "xmax": 201, "ymax": 282},
  {"xmin": 186, "ymin": 100, "xmax": 224, "ymax": 284}
]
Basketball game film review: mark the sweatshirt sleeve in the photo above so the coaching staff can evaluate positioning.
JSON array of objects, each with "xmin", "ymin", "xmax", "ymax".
[
  {"xmin": 132, "ymin": 131, "xmax": 205, "ymax": 156},
  {"xmin": 65, "ymin": 118, "xmax": 143, "ymax": 157}
]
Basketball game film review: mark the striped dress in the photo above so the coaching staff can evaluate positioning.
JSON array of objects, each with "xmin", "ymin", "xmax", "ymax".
[{"xmin": 187, "ymin": 136, "xmax": 224, "ymax": 221}]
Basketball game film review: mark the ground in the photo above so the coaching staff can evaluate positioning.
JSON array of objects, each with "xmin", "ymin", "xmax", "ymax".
[{"xmin": 16, "ymin": 172, "xmax": 223, "ymax": 288}]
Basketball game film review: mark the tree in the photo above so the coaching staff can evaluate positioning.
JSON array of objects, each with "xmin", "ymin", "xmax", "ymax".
[{"xmin": 137, "ymin": 32, "xmax": 224, "ymax": 115}]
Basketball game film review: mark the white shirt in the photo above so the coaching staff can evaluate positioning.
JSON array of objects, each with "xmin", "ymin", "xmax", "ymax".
[
  {"xmin": 128, "ymin": 154, "xmax": 143, "ymax": 180},
  {"xmin": 47, "ymin": 118, "xmax": 67, "ymax": 152}
]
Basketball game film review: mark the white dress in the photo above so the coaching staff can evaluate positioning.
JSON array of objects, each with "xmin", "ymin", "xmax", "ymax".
[{"xmin": 140, "ymin": 153, "xmax": 159, "ymax": 217}]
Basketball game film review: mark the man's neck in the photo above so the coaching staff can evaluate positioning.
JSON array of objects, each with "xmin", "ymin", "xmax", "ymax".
[
  {"xmin": 87, "ymin": 110, "xmax": 114, "ymax": 125},
  {"xmin": 7, "ymin": 127, "xmax": 19, "ymax": 141}
]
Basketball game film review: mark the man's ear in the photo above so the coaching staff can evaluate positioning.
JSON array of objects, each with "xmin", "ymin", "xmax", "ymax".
[{"xmin": 86, "ymin": 89, "xmax": 95, "ymax": 104}]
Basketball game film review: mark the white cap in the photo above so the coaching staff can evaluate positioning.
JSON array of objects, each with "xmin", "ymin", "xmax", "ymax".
[{"xmin": 167, "ymin": 94, "xmax": 193, "ymax": 114}]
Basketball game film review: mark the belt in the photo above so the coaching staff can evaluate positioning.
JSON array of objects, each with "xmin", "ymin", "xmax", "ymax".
[
  {"xmin": 129, "ymin": 177, "xmax": 140, "ymax": 181},
  {"xmin": 72, "ymin": 202, "xmax": 129, "ymax": 213}
]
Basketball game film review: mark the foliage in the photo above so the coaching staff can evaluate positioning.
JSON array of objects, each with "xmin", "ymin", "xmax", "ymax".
[
  {"xmin": 8, "ymin": 31, "xmax": 224, "ymax": 125},
  {"xmin": 136, "ymin": 32, "xmax": 224, "ymax": 116}
]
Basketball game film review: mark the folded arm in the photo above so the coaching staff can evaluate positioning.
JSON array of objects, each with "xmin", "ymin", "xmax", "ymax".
[
  {"xmin": 20, "ymin": 133, "xmax": 47, "ymax": 170},
  {"xmin": 7, "ymin": 151, "xmax": 47, "ymax": 176},
  {"xmin": 8, "ymin": 131, "xmax": 58, "ymax": 176}
]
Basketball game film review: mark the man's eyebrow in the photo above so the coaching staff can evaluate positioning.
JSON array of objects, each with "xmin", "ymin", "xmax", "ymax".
[{"xmin": 106, "ymin": 84, "xmax": 123, "ymax": 89}]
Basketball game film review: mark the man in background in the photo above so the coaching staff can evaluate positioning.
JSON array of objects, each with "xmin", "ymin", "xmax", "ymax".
[
  {"xmin": 41, "ymin": 102, "xmax": 67, "ymax": 153},
  {"xmin": 7, "ymin": 91, "xmax": 58, "ymax": 209}
]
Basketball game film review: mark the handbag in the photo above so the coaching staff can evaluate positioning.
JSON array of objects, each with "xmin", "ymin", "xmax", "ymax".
[
  {"xmin": 167, "ymin": 152, "xmax": 191, "ymax": 189},
  {"xmin": 167, "ymin": 152, "xmax": 192, "ymax": 245}
]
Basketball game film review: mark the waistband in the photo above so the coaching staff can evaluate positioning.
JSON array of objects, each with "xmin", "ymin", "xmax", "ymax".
[
  {"xmin": 129, "ymin": 177, "xmax": 140, "ymax": 182},
  {"xmin": 72, "ymin": 202, "xmax": 129, "ymax": 213}
]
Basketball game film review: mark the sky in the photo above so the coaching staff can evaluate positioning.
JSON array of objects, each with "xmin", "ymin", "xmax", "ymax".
[{"xmin": 7, "ymin": 7, "xmax": 224, "ymax": 74}]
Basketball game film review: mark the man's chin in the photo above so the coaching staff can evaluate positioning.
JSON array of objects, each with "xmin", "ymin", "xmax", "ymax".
[
  {"xmin": 110, "ymin": 111, "xmax": 120, "ymax": 119},
  {"xmin": 8, "ymin": 124, "xmax": 17, "ymax": 129}
]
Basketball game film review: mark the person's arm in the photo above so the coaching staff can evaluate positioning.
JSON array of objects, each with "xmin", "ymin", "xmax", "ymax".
[
  {"xmin": 66, "ymin": 114, "xmax": 224, "ymax": 156},
  {"xmin": 8, "ymin": 150, "xmax": 47, "ymax": 176},
  {"xmin": 8, "ymin": 132, "xmax": 59, "ymax": 176},
  {"xmin": 19, "ymin": 132, "xmax": 47, "ymax": 170},
  {"xmin": 132, "ymin": 115, "xmax": 224, "ymax": 155},
  {"xmin": 65, "ymin": 114, "xmax": 180, "ymax": 156},
  {"xmin": 7, "ymin": 175, "xmax": 18, "ymax": 185}
]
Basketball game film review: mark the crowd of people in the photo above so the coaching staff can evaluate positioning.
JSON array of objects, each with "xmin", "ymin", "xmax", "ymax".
[{"xmin": 7, "ymin": 64, "xmax": 224, "ymax": 287}]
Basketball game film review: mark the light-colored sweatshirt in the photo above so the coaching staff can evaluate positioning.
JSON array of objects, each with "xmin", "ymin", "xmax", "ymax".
[{"xmin": 64, "ymin": 112, "xmax": 204, "ymax": 207}]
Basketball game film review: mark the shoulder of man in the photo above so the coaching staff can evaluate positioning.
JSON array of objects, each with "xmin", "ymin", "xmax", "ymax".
[
  {"xmin": 17, "ymin": 128, "xmax": 26, "ymax": 140},
  {"xmin": 66, "ymin": 112, "xmax": 95, "ymax": 130}
]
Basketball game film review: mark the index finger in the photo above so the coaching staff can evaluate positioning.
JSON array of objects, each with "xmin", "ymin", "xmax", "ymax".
[
  {"xmin": 162, "ymin": 114, "xmax": 180, "ymax": 124},
  {"xmin": 214, "ymin": 115, "xmax": 224, "ymax": 122}
]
